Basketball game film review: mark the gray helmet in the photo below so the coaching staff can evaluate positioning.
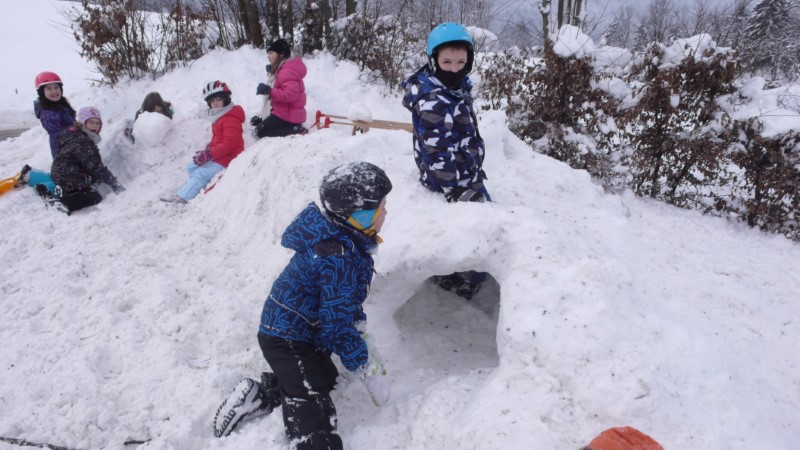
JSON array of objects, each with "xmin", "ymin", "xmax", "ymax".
[{"xmin": 319, "ymin": 162, "xmax": 392, "ymax": 219}]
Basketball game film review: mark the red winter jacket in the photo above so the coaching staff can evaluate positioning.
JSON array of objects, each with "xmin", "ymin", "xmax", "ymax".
[
  {"xmin": 270, "ymin": 58, "xmax": 307, "ymax": 125},
  {"xmin": 209, "ymin": 105, "xmax": 245, "ymax": 168}
]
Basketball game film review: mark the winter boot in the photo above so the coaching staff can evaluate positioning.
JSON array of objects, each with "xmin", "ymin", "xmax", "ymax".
[
  {"xmin": 15, "ymin": 164, "xmax": 31, "ymax": 187},
  {"xmin": 291, "ymin": 125, "xmax": 308, "ymax": 136},
  {"xmin": 432, "ymin": 273, "xmax": 461, "ymax": 291},
  {"xmin": 160, "ymin": 195, "xmax": 187, "ymax": 204},
  {"xmin": 212, "ymin": 374, "xmax": 281, "ymax": 438},
  {"xmin": 455, "ymin": 280, "xmax": 482, "ymax": 300}
]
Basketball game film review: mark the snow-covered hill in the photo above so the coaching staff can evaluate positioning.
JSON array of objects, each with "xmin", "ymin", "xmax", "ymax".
[{"xmin": 1, "ymin": 2, "xmax": 799, "ymax": 449}]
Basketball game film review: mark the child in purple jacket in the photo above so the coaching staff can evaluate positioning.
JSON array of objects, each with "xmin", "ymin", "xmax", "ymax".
[{"xmin": 33, "ymin": 71, "xmax": 78, "ymax": 158}]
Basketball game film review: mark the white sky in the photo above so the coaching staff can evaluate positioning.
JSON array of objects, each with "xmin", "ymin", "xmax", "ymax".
[{"xmin": 0, "ymin": 1, "xmax": 799, "ymax": 449}]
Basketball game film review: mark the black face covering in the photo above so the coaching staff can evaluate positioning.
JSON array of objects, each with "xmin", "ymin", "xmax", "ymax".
[{"xmin": 434, "ymin": 67, "xmax": 469, "ymax": 90}]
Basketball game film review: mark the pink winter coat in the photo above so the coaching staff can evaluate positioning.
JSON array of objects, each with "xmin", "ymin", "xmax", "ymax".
[{"xmin": 270, "ymin": 58, "xmax": 307, "ymax": 125}]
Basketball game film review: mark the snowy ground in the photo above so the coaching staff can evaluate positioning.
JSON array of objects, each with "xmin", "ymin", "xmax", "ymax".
[{"xmin": 1, "ymin": 2, "xmax": 799, "ymax": 450}]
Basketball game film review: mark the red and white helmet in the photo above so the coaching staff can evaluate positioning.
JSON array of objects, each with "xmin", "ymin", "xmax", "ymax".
[
  {"xmin": 202, "ymin": 80, "xmax": 231, "ymax": 101},
  {"xmin": 35, "ymin": 71, "xmax": 63, "ymax": 90}
]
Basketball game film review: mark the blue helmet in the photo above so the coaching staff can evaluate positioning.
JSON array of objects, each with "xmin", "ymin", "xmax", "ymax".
[{"xmin": 426, "ymin": 23, "xmax": 473, "ymax": 57}]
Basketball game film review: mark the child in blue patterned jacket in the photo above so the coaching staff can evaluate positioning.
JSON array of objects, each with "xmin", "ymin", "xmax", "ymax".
[
  {"xmin": 402, "ymin": 22, "xmax": 489, "ymax": 299},
  {"xmin": 213, "ymin": 162, "xmax": 393, "ymax": 449},
  {"xmin": 401, "ymin": 22, "xmax": 489, "ymax": 203}
]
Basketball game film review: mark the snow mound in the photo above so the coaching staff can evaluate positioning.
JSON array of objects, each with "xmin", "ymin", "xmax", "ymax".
[{"xmin": 133, "ymin": 112, "xmax": 174, "ymax": 147}]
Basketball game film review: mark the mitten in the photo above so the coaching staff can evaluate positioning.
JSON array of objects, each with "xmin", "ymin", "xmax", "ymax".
[
  {"xmin": 256, "ymin": 83, "xmax": 272, "ymax": 96},
  {"xmin": 250, "ymin": 115, "xmax": 263, "ymax": 126},
  {"xmin": 358, "ymin": 333, "xmax": 390, "ymax": 406},
  {"xmin": 111, "ymin": 184, "xmax": 125, "ymax": 194},
  {"xmin": 193, "ymin": 149, "xmax": 212, "ymax": 166}
]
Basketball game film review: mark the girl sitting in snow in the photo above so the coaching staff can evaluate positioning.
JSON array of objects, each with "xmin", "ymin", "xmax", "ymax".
[
  {"xmin": 49, "ymin": 106, "xmax": 125, "ymax": 214},
  {"xmin": 162, "ymin": 81, "xmax": 245, "ymax": 203},
  {"xmin": 212, "ymin": 162, "xmax": 393, "ymax": 449},
  {"xmin": 250, "ymin": 38, "xmax": 308, "ymax": 138}
]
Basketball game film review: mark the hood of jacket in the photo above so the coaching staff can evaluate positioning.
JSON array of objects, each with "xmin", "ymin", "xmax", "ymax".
[
  {"xmin": 278, "ymin": 57, "xmax": 307, "ymax": 81},
  {"xmin": 281, "ymin": 203, "xmax": 377, "ymax": 255}
]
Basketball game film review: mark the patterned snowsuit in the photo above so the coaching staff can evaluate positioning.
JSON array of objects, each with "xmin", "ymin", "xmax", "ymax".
[
  {"xmin": 258, "ymin": 203, "xmax": 377, "ymax": 450},
  {"xmin": 34, "ymin": 99, "xmax": 76, "ymax": 158},
  {"xmin": 401, "ymin": 65, "xmax": 490, "ymax": 202},
  {"xmin": 50, "ymin": 127, "xmax": 120, "ymax": 212}
]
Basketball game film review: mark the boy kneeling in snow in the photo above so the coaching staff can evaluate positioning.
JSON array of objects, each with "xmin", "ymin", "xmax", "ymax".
[{"xmin": 213, "ymin": 162, "xmax": 392, "ymax": 449}]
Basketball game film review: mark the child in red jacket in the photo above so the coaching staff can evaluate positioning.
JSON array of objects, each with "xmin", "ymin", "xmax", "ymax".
[{"xmin": 163, "ymin": 81, "xmax": 245, "ymax": 203}]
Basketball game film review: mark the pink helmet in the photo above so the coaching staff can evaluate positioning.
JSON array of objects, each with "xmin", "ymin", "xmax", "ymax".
[{"xmin": 35, "ymin": 71, "xmax": 63, "ymax": 90}]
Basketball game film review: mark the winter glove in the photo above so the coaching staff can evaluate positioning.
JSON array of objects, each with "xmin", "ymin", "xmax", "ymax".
[
  {"xmin": 250, "ymin": 115, "xmax": 263, "ymax": 127},
  {"xmin": 193, "ymin": 149, "xmax": 213, "ymax": 166},
  {"xmin": 358, "ymin": 332, "xmax": 390, "ymax": 406},
  {"xmin": 265, "ymin": 64, "xmax": 272, "ymax": 73},
  {"xmin": 360, "ymin": 359, "xmax": 389, "ymax": 406},
  {"xmin": 256, "ymin": 83, "xmax": 272, "ymax": 96},
  {"xmin": 111, "ymin": 184, "xmax": 125, "ymax": 194}
]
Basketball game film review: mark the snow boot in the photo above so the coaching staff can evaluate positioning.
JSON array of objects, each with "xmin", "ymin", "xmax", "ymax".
[
  {"xmin": 213, "ymin": 373, "xmax": 281, "ymax": 438},
  {"xmin": 160, "ymin": 195, "xmax": 187, "ymax": 204},
  {"xmin": 432, "ymin": 273, "xmax": 461, "ymax": 291},
  {"xmin": 455, "ymin": 280, "xmax": 482, "ymax": 300},
  {"xmin": 15, "ymin": 164, "xmax": 32, "ymax": 187}
]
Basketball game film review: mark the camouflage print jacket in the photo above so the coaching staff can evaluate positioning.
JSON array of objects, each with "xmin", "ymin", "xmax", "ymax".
[{"xmin": 401, "ymin": 65, "xmax": 490, "ymax": 202}]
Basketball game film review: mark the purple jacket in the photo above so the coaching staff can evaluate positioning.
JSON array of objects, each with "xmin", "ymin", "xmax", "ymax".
[
  {"xmin": 35, "ymin": 100, "xmax": 76, "ymax": 158},
  {"xmin": 270, "ymin": 58, "xmax": 307, "ymax": 125}
]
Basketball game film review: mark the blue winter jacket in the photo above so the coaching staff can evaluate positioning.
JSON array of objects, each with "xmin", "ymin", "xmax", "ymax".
[
  {"xmin": 401, "ymin": 65, "xmax": 489, "ymax": 200},
  {"xmin": 258, "ymin": 203, "xmax": 376, "ymax": 372}
]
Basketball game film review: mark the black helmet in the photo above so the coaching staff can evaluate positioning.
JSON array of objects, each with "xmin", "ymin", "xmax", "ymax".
[{"xmin": 319, "ymin": 162, "xmax": 392, "ymax": 219}]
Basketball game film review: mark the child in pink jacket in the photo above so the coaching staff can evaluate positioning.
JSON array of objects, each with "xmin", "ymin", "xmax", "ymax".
[{"xmin": 250, "ymin": 39, "xmax": 308, "ymax": 138}]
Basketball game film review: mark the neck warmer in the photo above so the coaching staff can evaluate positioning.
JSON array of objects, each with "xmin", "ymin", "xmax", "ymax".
[
  {"xmin": 435, "ymin": 67, "xmax": 469, "ymax": 90},
  {"xmin": 83, "ymin": 129, "xmax": 102, "ymax": 145},
  {"xmin": 208, "ymin": 103, "xmax": 235, "ymax": 124}
]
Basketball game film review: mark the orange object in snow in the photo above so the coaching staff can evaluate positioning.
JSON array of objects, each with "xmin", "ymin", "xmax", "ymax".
[
  {"xmin": 0, "ymin": 173, "xmax": 22, "ymax": 196},
  {"xmin": 586, "ymin": 427, "xmax": 664, "ymax": 450}
]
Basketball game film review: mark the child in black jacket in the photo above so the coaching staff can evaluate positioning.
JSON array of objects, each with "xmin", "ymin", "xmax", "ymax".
[{"xmin": 50, "ymin": 106, "xmax": 124, "ymax": 213}]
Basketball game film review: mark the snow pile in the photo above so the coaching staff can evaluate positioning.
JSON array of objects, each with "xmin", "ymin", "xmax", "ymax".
[
  {"xmin": 552, "ymin": 25, "xmax": 596, "ymax": 58},
  {"xmin": 133, "ymin": 112, "xmax": 174, "ymax": 147},
  {"xmin": 347, "ymin": 103, "xmax": 373, "ymax": 122},
  {"xmin": 0, "ymin": 3, "xmax": 799, "ymax": 450}
]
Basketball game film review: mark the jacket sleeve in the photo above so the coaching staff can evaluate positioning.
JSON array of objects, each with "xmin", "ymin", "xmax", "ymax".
[
  {"xmin": 78, "ymin": 143, "xmax": 119, "ymax": 187},
  {"xmin": 316, "ymin": 253, "xmax": 370, "ymax": 372},
  {"xmin": 209, "ymin": 116, "xmax": 244, "ymax": 162}
]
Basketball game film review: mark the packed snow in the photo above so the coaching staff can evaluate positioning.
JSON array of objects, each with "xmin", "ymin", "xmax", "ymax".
[{"xmin": 1, "ymin": 2, "xmax": 799, "ymax": 450}]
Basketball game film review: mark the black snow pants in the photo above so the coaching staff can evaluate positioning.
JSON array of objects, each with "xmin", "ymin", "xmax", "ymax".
[
  {"xmin": 258, "ymin": 333, "xmax": 343, "ymax": 450},
  {"xmin": 56, "ymin": 187, "xmax": 102, "ymax": 213},
  {"xmin": 255, "ymin": 114, "xmax": 300, "ymax": 138}
]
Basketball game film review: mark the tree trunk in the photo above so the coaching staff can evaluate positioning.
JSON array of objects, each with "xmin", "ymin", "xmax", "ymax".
[
  {"xmin": 245, "ymin": 0, "xmax": 263, "ymax": 47},
  {"xmin": 266, "ymin": 0, "xmax": 279, "ymax": 38},
  {"xmin": 556, "ymin": 0, "xmax": 564, "ymax": 29},
  {"xmin": 541, "ymin": 0, "xmax": 552, "ymax": 42},
  {"xmin": 346, "ymin": 0, "xmax": 356, "ymax": 16}
]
